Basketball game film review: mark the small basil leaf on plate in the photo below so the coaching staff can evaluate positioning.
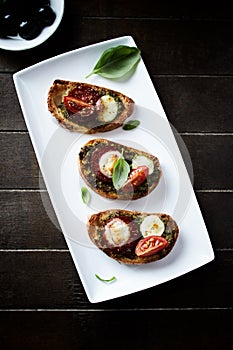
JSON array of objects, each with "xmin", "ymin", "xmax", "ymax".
[
  {"xmin": 123, "ymin": 119, "xmax": 140, "ymax": 130},
  {"xmin": 112, "ymin": 156, "xmax": 130, "ymax": 190},
  {"xmin": 95, "ymin": 274, "xmax": 117, "ymax": 283},
  {"xmin": 86, "ymin": 45, "xmax": 141, "ymax": 79},
  {"xmin": 81, "ymin": 187, "xmax": 91, "ymax": 204}
]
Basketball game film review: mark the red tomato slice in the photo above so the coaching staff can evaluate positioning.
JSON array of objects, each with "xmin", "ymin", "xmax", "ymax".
[
  {"xmin": 69, "ymin": 87, "xmax": 101, "ymax": 104},
  {"xmin": 135, "ymin": 236, "xmax": 168, "ymax": 257},
  {"xmin": 64, "ymin": 96, "xmax": 95, "ymax": 116},
  {"xmin": 121, "ymin": 165, "xmax": 149, "ymax": 192}
]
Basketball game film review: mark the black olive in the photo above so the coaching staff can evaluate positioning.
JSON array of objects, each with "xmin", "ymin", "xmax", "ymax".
[
  {"xmin": 0, "ymin": 0, "xmax": 56, "ymax": 41},
  {"xmin": 1, "ymin": 1, "xmax": 27, "ymax": 20},
  {"xmin": 0, "ymin": 12, "xmax": 20, "ymax": 37},
  {"xmin": 18, "ymin": 1, "xmax": 51, "ymax": 19},
  {"xmin": 3, "ymin": 0, "xmax": 50, "ymax": 12},
  {"xmin": 34, "ymin": 0, "xmax": 51, "ymax": 7},
  {"xmin": 18, "ymin": 20, "xmax": 42, "ymax": 40},
  {"xmin": 36, "ymin": 5, "xmax": 56, "ymax": 27}
]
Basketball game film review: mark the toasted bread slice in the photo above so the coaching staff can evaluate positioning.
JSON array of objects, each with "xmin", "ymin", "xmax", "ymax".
[
  {"xmin": 47, "ymin": 79, "xmax": 134, "ymax": 133},
  {"xmin": 87, "ymin": 209, "xmax": 179, "ymax": 265},
  {"xmin": 78, "ymin": 138, "xmax": 162, "ymax": 200}
]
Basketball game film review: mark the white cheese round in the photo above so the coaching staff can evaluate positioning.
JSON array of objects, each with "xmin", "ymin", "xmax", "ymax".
[
  {"xmin": 132, "ymin": 155, "xmax": 154, "ymax": 175},
  {"xmin": 96, "ymin": 95, "xmax": 118, "ymax": 122},
  {"xmin": 104, "ymin": 218, "xmax": 130, "ymax": 246},
  {"xmin": 140, "ymin": 215, "xmax": 165, "ymax": 237},
  {"xmin": 99, "ymin": 150, "xmax": 121, "ymax": 178}
]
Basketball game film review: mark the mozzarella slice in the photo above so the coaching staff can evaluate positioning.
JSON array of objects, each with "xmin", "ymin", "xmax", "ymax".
[
  {"xmin": 140, "ymin": 215, "xmax": 165, "ymax": 237},
  {"xmin": 99, "ymin": 150, "xmax": 121, "ymax": 178},
  {"xmin": 104, "ymin": 218, "xmax": 130, "ymax": 246},
  {"xmin": 132, "ymin": 155, "xmax": 154, "ymax": 175},
  {"xmin": 96, "ymin": 95, "xmax": 118, "ymax": 122}
]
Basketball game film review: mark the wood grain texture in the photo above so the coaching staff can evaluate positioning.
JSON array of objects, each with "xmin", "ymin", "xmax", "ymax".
[
  {"xmin": 0, "ymin": 310, "xmax": 231, "ymax": 350},
  {"xmin": 0, "ymin": 1, "xmax": 232, "ymax": 348},
  {"xmin": 0, "ymin": 251, "xmax": 231, "ymax": 309},
  {"xmin": 196, "ymin": 191, "xmax": 233, "ymax": 249},
  {"xmin": 178, "ymin": 135, "xmax": 233, "ymax": 189},
  {"xmin": 152, "ymin": 76, "xmax": 233, "ymax": 133},
  {"xmin": 70, "ymin": 0, "xmax": 233, "ymax": 20},
  {"xmin": 0, "ymin": 132, "xmax": 39, "ymax": 188},
  {"xmin": 0, "ymin": 191, "xmax": 232, "ymax": 249},
  {"xmin": 0, "ymin": 19, "xmax": 233, "ymax": 75},
  {"xmin": 0, "ymin": 74, "xmax": 25, "ymax": 130},
  {"xmin": 0, "ymin": 309, "xmax": 232, "ymax": 350},
  {"xmin": 0, "ymin": 191, "xmax": 65, "ymax": 249},
  {"xmin": 0, "ymin": 133, "xmax": 232, "ymax": 190},
  {"xmin": 2, "ymin": 73, "xmax": 233, "ymax": 133}
]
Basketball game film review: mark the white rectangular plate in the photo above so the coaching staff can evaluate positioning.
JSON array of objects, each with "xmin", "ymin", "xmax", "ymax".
[{"xmin": 13, "ymin": 36, "xmax": 214, "ymax": 303}]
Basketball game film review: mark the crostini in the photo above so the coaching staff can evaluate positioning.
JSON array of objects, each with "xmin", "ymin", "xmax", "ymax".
[
  {"xmin": 47, "ymin": 79, "xmax": 134, "ymax": 133},
  {"xmin": 87, "ymin": 209, "xmax": 179, "ymax": 264},
  {"xmin": 78, "ymin": 138, "xmax": 162, "ymax": 200}
]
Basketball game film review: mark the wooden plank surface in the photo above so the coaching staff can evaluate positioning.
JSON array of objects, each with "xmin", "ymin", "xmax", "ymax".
[
  {"xmin": 0, "ymin": 133, "xmax": 232, "ymax": 190},
  {"xmin": 0, "ymin": 310, "xmax": 231, "ymax": 350},
  {"xmin": 0, "ymin": 251, "xmax": 231, "ymax": 309},
  {"xmin": 0, "ymin": 191, "xmax": 232, "ymax": 249},
  {"xmin": 0, "ymin": 0, "xmax": 232, "ymax": 348},
  {"xmin": 0, "ymin": 18, "xmax": 233, "ymax": 75},
  {"xmin": 2, "ymin": 74, "xmax": 233, "ymax": 133}
]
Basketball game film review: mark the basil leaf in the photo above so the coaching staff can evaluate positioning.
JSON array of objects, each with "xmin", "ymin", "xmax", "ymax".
[
  {"xmin": 123, "ymin": 120, "xmax": 140, "ymax": 130},
  {"xmin": 81, "ymin": 187, "xmax": 91, "ymax": 204},
  {"xmin": 95, "ymin": 274, "xmax": 117, "ymax": 283},
  {"xmin": 112, "ymin": 156, "xmax": 130, "ymax": 190},
  {"xmin": 86, "ymin": 45, "xmax": 141, "ymax": 79}
]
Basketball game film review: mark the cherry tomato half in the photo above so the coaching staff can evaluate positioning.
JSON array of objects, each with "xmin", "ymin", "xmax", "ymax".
[
  {"xmin": 64, "ymin": 96, "xmax": 95, "ymax": 117},
  {"xmin": 69, "ymin": 87, "xmax": 101, "ymax": 104},
  {"xmin": 121, "ymin": 165, "xmax": 149, "ymax": 192},
  {"xmin": 135, "ymin": 235, "xmax": 168, "ymax": 257}
]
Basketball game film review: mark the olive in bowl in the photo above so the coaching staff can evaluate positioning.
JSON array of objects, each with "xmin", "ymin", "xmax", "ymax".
[{"xmin": 0, "ymin": 0, "xmax": 56, "ymax": 41}]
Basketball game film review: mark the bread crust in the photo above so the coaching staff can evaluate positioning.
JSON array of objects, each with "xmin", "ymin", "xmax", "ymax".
[
  {"xmin": 47, "ymin": 79, "xmax": 135, "ymax": 133},
  {"xmin": 87, "ymin": 209, "xmax": 179, "ymax": 265},
  {"xmin": 78, "ymin": 138, "xmax": 162, "ymax": 200}
]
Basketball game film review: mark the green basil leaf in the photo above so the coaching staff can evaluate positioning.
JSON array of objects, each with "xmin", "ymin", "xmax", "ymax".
[
  {"xmin": 81, "ymin": 187, "xmax": 91, "ymax": 204},
  {"xmin": 95, "ymin": 274, "xmax": 117, "ymax": 283},
  {"xmin": 123, "ymin": 120, "xmax": 140, "ymax": 130},
  {"xmin": 112, "ymin": 156, "xmax": 130, "ymax": 190},
  {"xmin": 86, "ymin": 45, "xmax": 141, "ymax": 79}
]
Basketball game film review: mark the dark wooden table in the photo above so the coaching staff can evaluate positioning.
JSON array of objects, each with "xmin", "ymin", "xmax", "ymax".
[{"xmin": 0, "ymin": 1, "xmax": 232, "ymax": 349}]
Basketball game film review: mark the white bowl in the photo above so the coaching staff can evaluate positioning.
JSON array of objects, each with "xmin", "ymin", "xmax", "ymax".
[{"xmin": 0, "ymin": 0, "xmax": 64, "ymax": 51}]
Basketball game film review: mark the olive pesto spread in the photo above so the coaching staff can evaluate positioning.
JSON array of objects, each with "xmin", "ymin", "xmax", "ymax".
[
  {"xmin": 88, "ymin": 210, "xmax": 179, "ymax": 264},
  {"xmin": 58, "ymin": 85, "xmax": 124, "ymax": 128},
  {"xmin": 79, "ymin": 139, "xmax": 161, "ymax": 200}
]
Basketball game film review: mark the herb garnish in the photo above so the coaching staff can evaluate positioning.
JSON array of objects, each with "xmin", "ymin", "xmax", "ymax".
[
  {"xmin": 86, "ymin": 45, "xmax": 141, "ymax": 79},
  {"xmin": 123, "ymin": 120, "xmax": 140, "ymax": 130},
  {"xmin": 81, "ymin": 187, "xmax": 91, "ymax": 204},
  {"xmin": 95, "ymin": 274, "xmax": 117, "ymax": 283},
  {"xmin": 112, "ymin": 150, "xmax": 130, "ymax": 190}
]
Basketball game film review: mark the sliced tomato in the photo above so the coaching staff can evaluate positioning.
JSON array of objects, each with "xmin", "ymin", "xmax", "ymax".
[
  {"xmin": 135, "ymin": 236, "xmax": 168, "ymax": 257},
  {"xmin": 64, "ymin": 96, "xmax": 95, "ymax": 117},
  {"xmin": 121, "ymin": 165, "xmax": 149, "ymax": 192},
  {"xmin": 69, "ymin": 87, "xmax": 101, "ymax": 104}
]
